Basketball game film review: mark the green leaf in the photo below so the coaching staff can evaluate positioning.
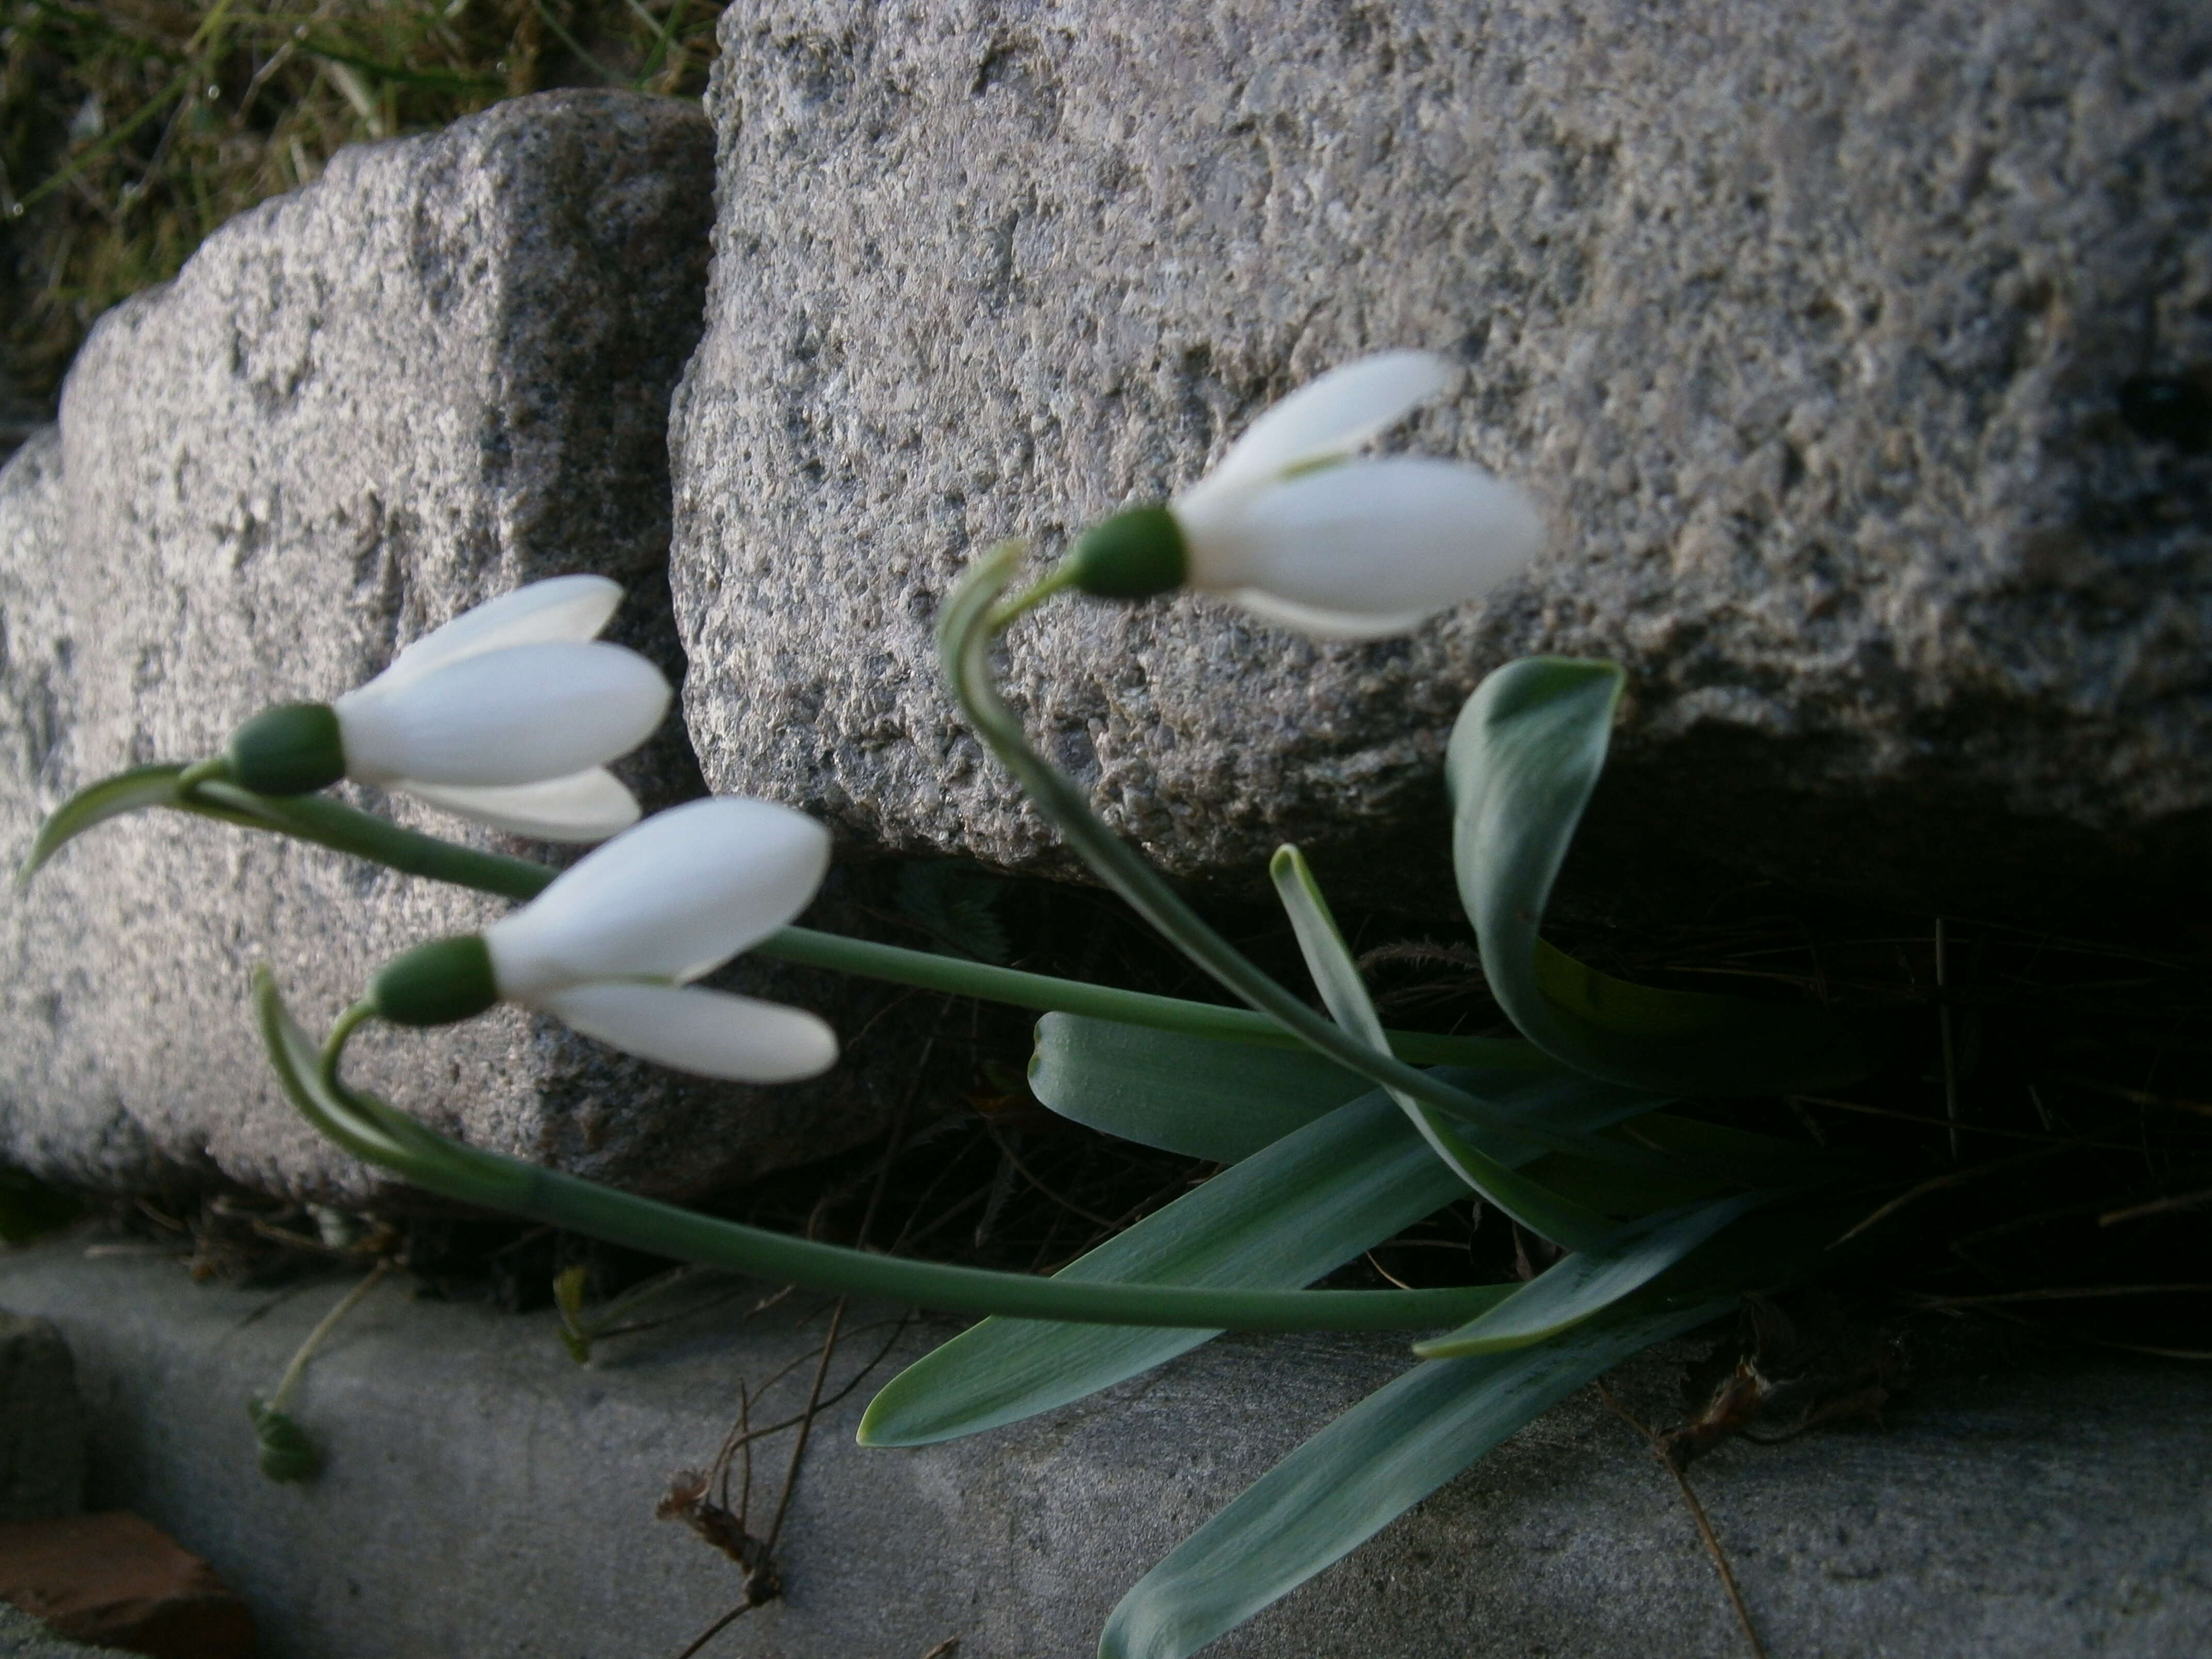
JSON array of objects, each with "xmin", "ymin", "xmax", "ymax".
[
  {"xmin": 19, "ymin": 763, "xmax": 194, "ymax": 881},
  {"xmin": 1270, "ymin": 845, "xmax": 1620, "ymax": 1250},
  {"xmin": 1445, "ymin": 659, "xmax": 1882, "ymax": 1095},
  {"xmin": 859, "ymin": 1089, "xmax": 1480, "ymax": 1447},
  {"xmin": 1411, "ymin": 1195, "xmax": 1757, "ymax": 1357},
  {"xmin": 1031, "ymin": 1012, "xmax": 1759, "ymax": 1222},
  {"xmin": 1029, "ymin": 1015, "xmax": 1646, "ymax": 1164},
  {"xmin": 1030, "ymin": 1014, "xmax": 1373, "ymax": 1161},
  {"xmin": 1097, "ymin": 1291, "xmax": 1734, "ymax": 1659},
  {"xmin": 866, "ymin": 1045, "xmax": 1690, "ymax": 1450}
]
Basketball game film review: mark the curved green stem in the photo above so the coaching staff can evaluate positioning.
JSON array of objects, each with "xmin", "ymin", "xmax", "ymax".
[
  {"xmin": 319, "ymin": 999, "xmax": 381, "ymax": 1104},
  {"xmin": 984, "ymin": 550, "xmax": 1082, "ymax": 632},
  {"xmin": 33, "ymin": 763, "xmax": 1515, "ymax": 1063},
  {"xmin": 193, "ymin": 780, "xmax": 556, "ymax": 902},
  {"xmin": 266, "ymin": 1261, "xmax": 390, "ymax": 1413},
  {"xmin": 937, "ymin": 541, "xmax": 1575, "ymax": 1151},
  {"xmin": 274, "ymin": 970, "xmax": 1505, "ymax": 1333}
]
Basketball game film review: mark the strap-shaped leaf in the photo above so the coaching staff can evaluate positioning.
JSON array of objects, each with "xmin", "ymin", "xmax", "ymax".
[
  {"xmin": 1097, "ymin": 1291, "xmax": 1734, "ymax": 1659},
  {"xmin": 858, "ymin": 1090, "xmax": 1478, "ymax": 1447},
  {"xmin": 875, "ymin": 1014, "xmax": 1698, "ymax": 1449},
  {"xmin": 1410, "ymin": 1194, "xmax": 1756, "ymax": 1357},
  {"xmin": 1446, "ymin": 659, "xmax": 1880, "ymax": 1094},
  {"xmin": 1271, "ymin": 844, "xmax": 1619, "ymax": 1250},
  {"xmin": 1030, "ymin": 1014, "xmax": 1375, "ymax": 1162},
  {"xmin": 1031, "ymin": 1015, "xmax": 1668, "ymax": 1165}
]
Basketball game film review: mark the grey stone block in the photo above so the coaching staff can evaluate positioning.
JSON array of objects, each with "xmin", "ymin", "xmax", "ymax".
[
  {"xmin": 0, "ymin": 1309, "xmax": 84, "ymax": 1522},
  {"xmin": 671, "ymin": 0, "xmax": 2212, "ymax": 921},
  {"xmin": 2, "ymin": 1237, "xmax": 2205, "ymax": 1657},
  {"xmin": 0, "ymin": 92, "xmax": 912, "ymax": 1203}
]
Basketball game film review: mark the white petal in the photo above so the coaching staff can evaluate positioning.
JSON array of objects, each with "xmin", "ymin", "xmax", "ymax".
[
  {"xmin": 334, "ymin": 641, "xmax": 670, "ymax": 787},
  {"xmin": 398, "ymin": 769, "xmax": 642, "ymax": 842},
  {"xmin": 371, "ymin": 575, "xmax": 624, "ymax": 692},
  {"xmin": 1221, "ymin": 589, "xmax": 1438, "ymax": 642},
  {"xmin": 1187, "ymin": 350, "xmax": 1451, "ymax": 505},
  {"xmin": 486, "ymin": 796, "xmax": 831, "ymax": 995},
  {"xmin": 532, "ymin": 983, "xmax": 838, "ymax": 1082},
  {"xmin": 1184, "ymin": 457, "xmax": 1543, "ymax": 631}
]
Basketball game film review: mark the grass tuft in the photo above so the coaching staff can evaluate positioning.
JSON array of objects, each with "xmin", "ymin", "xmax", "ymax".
[{"xmin": 1, "ymin": 0, "xmax": 728, "ymax": 451}]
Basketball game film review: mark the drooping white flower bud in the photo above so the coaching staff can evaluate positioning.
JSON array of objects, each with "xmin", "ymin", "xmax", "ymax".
[
  {"xmin": 372, "ymin": 796, "xmax": 838, "ymax": 1083},
  {"xmin": 1071, "ymin": 351, "xmax": 1545, "ymax": 640},
  {"xmin": 226, "ymin": 575, "xmax": 671, "ymax": 842}
]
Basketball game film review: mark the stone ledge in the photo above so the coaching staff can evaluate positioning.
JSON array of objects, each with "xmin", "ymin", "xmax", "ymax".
[{"xmin": 2, "ymin": 1234, "xmax": 2204, "ymax": 1657}]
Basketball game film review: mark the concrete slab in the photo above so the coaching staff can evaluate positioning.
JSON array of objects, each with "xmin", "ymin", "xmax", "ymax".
[{"xmin": 2, "ymin": 1234, "xmax": 2205, "ymax": 1657}]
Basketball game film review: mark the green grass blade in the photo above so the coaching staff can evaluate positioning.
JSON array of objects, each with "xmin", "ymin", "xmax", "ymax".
[
  {"xmin": 1446, "ymin": 659, "xmax": 1882, "ymax": 1094},
  {"xmin": 300, "ymin": 42, "xmax": 506, "ymax": 94},
  {"xmin": 859, "ymin": 1091, "xmax": 1481, "ymax": 1447},
  {"xmin": 1411, "ymin": 1195, "xmax": 1757, "ymax": 1357},
  {"xmin": 1097, "ymin": 1291, "xmax": 1734, "ymax": 1659},
  {"xmin": 1270, "ymin": 845, "xmax": 1619, "ymax": 1250}
]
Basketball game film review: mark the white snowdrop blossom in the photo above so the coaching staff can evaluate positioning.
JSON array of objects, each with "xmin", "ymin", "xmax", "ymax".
[
  {"xmin": 370, "ymin": 796, "xmax": 838, "ymax": 1083},
  {"xmin": 225, "ymin": 574, "xmax": 671, "ymax": 841},
  {"xmin": 1071, "ymin": 350, "xmax": 1545, "ymax": 640}
]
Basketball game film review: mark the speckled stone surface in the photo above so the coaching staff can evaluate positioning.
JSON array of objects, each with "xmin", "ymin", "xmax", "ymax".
[
  {"xmin": 0, "ymin": 92, "xmax": 918, "ymax": 1203},
  {"xmin": 671, "ymin": 0, "xmax": 2212, "ymax": 921}
]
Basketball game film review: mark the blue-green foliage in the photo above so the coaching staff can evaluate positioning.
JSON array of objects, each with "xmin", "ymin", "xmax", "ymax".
[{"xmin": 867, "ymin": 656, "xmax": 1871, "ymax": 1658}]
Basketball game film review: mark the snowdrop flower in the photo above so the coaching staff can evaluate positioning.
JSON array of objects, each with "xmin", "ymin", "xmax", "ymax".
[
  {"xmin": 1070, "ymin": 350, "xmax": 1544, "ymax": 640},
  {"xmin": 224, "ymin": 574, "xmax": 670, "ymax": 841},
  {"xmin": 368, "ymin": 796, "xmax": 838, "ymax": 1083}
]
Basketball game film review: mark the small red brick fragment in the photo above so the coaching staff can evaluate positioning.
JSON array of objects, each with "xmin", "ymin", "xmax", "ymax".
[{"xmin": 0, "ymin": 1511, "xmax": 254, "ymax": 1659}]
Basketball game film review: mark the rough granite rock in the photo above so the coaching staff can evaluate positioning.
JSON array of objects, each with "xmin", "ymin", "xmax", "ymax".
[
  {"xmin": 0, "ymin": 92, "xmax": 916, "ymax": 1203},
  {"xmin": 0, "ymin": 1310, "xmax": 85, "ymax": 1522},
  {"xmin": 671, "ymin": 0, "xmax": 2212, "ymax": 921}
]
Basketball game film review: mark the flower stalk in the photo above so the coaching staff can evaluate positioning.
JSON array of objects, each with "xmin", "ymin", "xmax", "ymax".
[
  {"xmin": 25, "ymin": 758, "xmax": 1521, "ymax": 1063},
  {"xmin": 938, "ymin": 540, "xmax": 1599, "ymax": 1159},
  {"xmin": 280, "ymin": 970, "xmax": 1509, "ymax": 1333}
]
